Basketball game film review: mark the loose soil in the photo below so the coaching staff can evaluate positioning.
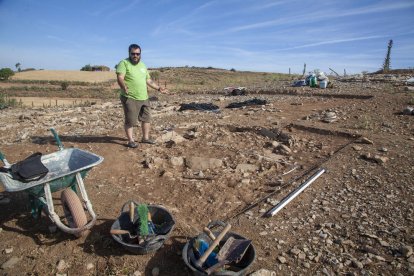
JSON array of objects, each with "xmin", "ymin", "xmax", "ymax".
[{"xmin": 0, "ymin": 76, "xmax": 413, "ymax": 275}]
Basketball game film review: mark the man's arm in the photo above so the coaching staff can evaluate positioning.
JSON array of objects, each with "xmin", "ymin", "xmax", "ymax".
[
  {"xmin": 146, "ymin": 79, "xmax": 168, "ymax": 93},
  {"xmin": 117, "ymin": 74, "xmax": 128, "ymax": 94}
]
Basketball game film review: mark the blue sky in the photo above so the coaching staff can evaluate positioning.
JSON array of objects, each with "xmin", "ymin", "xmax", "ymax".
[{"xmin": 1, "ymin": 0, "xmax": 413, "ymax": 74}]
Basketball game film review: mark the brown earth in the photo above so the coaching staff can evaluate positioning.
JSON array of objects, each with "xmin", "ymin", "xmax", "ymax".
[{"xmin": 0, "ymin": 74, "xmax": 413, "ymax": 275}]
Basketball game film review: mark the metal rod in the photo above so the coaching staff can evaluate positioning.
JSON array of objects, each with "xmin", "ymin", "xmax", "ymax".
[{"xmin": 265, "ymin": 168, "xmax": 325, "ymax": 217}]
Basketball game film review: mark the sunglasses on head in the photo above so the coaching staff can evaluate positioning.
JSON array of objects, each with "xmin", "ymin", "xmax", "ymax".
[{"xmin": 130, "ymin": 52, "xmax": 141, "ymax": 56}]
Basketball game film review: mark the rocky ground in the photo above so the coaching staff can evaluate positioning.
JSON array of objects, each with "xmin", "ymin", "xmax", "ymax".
[{"xmin": 0, "ymin": 78, "xmax": 413, "ymax": 275}]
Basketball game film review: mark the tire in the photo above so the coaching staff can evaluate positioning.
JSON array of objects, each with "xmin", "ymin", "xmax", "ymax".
[{"xmin": 61, "ymin": 188, "xmax": 87, "ymax": 237}]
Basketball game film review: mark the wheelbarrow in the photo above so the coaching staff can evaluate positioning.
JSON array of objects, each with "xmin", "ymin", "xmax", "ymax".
[{"xmin": 0, "ymin": 128, "xmax": 104, "ymax": 237}]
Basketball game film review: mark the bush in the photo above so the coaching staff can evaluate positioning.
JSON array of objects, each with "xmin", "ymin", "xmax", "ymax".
[
  {"xmin": 150, "ymin": 71, "xmax": 160, "ymax": 81},
  {"xmin": 0, "ymin": 68, "xmax": 14, "ymax": 80},
  {"xmin": 0, "ymin": 93, "xmax": 21, "ymax": 109},
  {"xmin": 61, "ymin": 82, "xmax": 69, "ymax": 90}
]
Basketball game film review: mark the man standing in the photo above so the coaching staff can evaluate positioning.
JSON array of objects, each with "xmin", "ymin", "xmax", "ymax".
[{"xmin": 116, "ymin": 44, "xmax": 168, "ymax": 148}]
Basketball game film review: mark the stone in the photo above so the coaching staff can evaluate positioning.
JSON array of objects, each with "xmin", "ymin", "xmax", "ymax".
[
  {"xmin": 352, "ymin": 145, "xmax": 362, "ymax": 151},
  {"xmin": 403, "ymin": 107, "xmax": 414, "ymax": 115},
  {"xmin": 57, "ymin": 259, "xmax": 67, "ymax": 271},
  {"xmin": 352, "ymin": 259, "xmax": 364, "ymax": 269},
  {"xmin": 249, "ymin": 268, "xmax": 276, "ymax": 276},
  {"xmin": 169, "ymin": 156, "xmax": 184, "ymax": 167},
  {"xmin": 374, "ymin": 155, "xmax": 388, "ymax": 164},
  {"xmin": 156, "ymin": 131, "xmax": 185, "ymax": 144},
  {"xmin": 401, "ymin": 245, "xmax": 413, "ymax": 257},
  {"xmin": 241, "ymin": 178, "xmax": 250, "ymax": 185},
  {"xmin": 236, "ymin": 163, "xmax": 258, "ymax": 173},
  {"xmin": 185, "ymin": 157, "xmax": 223, "ymax": 170},
  {"xmin": 86, "ymin": 263, "xmax": 94, "ymax": 270},
  {"xmin": 274, "ymin": 144, "xmax": 292, "ymax": 155},
  {"xmin": 4, "ymin": 247, "xmax": 13, "ymax": 254},
  {"xmin": 298, "ymin": 253, "xmax": 306, "ymax": 260},
  {"xmin": 408, "ymin": 255, "xmax": 414, "ymax": 263},
  {"xmin": 278, "ymin": 256, "xmax": 287, "ymax": 264},
  {"xmin": 359, "ymin": 137, "xmax": 374, "ymax": 144},
  {"xmin": 1, "ymin": 257, "xmax": 22, "ymax": 269}
]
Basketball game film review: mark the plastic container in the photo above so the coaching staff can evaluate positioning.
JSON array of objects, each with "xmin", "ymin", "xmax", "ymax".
[
  {"xmin": 111, "ymin": 201, "xmax": 175, "ymax": 254},
  {"xmin": 310, "ymin": 76, "xmax": 317, "ymax": 87},
  {"xmin": 182, "ymin": 221, "xmax": 256, "ymax": 276},
  {"xmin": 319, "ymin": 80, "xmax": 328, "ymax": 89}
]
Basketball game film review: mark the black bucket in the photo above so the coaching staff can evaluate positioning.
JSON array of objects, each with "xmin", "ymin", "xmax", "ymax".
[
  {"xmin": 111, "ymin": 201, "xmax": 175, "ymax": 254},
  {"xmin": 182, "ymin": 221, "xmax": 256, "ymax": 276}
]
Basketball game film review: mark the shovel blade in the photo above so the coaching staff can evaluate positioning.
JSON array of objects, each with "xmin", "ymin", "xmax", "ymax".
[{"xmin": 217, "ymin": 237, "xmax": 252, "ymax": 263}]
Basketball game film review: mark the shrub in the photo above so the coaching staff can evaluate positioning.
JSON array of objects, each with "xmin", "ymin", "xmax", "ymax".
[
  {"xmin": 61, "ymin": 82, "xmax": 69, "ymax": 90},
  {"xmin": 0, "ymin": 68, "xmax": 14, "ymax": 80},
  {"xmin": 0, "ymin": 93, "xmax": 21, "ymax": 109},
  {"xmin": 150, "ymin": 71, "xmax": 160, "ymax": 81}
]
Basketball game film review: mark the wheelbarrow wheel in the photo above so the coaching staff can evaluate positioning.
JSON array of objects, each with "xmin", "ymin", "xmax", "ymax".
[{"xmin": 61, "ymin": 188, "xmax": 87, "ymax": 237}]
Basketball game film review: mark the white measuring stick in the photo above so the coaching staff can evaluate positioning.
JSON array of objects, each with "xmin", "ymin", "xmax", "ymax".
[{"xmin": 266, "ymin": 168, "xmax": 326, "ymax": 217}]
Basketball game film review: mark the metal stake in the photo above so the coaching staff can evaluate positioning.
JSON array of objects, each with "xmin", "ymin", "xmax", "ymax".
[{"xmin": 265, "ymin": 168, "xmax": 326, "ymax": 217}]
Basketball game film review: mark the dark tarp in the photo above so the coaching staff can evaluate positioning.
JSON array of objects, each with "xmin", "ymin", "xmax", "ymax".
[
  {"xmin": 179, "ymin": 102, "xmax": 220, "ymax": 112},
  {"xmin": 226, "ymin": 98, "xmax": 267, "ymax": 109}
]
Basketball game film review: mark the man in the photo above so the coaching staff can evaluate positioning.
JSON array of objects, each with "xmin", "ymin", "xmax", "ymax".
[{"xmin": 116, "ymin": 44, "xmax": 168, "ymax": 148}]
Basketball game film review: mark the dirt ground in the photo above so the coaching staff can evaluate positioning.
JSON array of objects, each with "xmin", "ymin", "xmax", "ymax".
[{"xmin": 0, "ymin": 77, "xmax": 413, "ymax": 275}]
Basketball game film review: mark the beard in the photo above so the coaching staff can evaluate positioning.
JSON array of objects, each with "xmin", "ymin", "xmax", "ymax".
[{"xmin": 129, "ymin": 56, "xmax": 141, "ymax": 65}]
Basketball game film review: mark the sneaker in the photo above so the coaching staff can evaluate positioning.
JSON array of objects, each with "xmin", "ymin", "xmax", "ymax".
[
  {"xmin": 126, "ymin": 141, "xmax": 138, "ymax": 148},
  {"xmin": 141, "ymin": 138, "xmax": 156, "ymax": 144}
]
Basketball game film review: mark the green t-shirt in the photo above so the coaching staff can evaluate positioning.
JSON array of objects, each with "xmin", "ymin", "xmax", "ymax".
[{"xmin": 116, "ymin": 59, "xmax": 150, "ymax": 100}]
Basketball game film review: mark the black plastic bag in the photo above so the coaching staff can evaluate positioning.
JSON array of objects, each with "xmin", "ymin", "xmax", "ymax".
[{"xmin": 10, "ymin": 152, "xmax": 49, "ymax": 182}]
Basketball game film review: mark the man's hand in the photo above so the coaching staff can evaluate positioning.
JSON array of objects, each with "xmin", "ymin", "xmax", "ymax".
[{"xmin": 159, "ymin": 87, "xmax": 169, "ymax": 94}]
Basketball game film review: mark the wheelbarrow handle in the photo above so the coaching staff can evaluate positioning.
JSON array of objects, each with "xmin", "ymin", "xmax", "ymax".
[
  {"xmin": 50, "ymin": 128, "xmax": 64, "ymax": 150},
  {"xmin": 0, "ymin": 151, "xmax": 11, "ymax": 168}
]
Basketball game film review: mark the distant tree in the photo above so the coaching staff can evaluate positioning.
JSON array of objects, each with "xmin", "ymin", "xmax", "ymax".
[
  {"xmin": 0, "ymin": 68, "xmax": 15, "ymax": 80},
  {"xmin": 15, "ymin": 63, "xmax": 21, "ymax": 72},
  {"xmin": 382, "ymin": 39, "xmax": 393, "ymax": 72},
  {"xmin": 230, "ymin": 68, "xmax": 236, "ymax": 72},
  {"xmin": 80, "ymin": 64, "xmax": 92, "ymax": 71}
]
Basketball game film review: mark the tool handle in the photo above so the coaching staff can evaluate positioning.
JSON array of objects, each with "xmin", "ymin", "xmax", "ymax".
[
  {"xmin": 110, "ymin": 229, "xmax": 130, "ymax": 235},
  {"xmin": 129, "ymin": 201, "xmax": 135, "ymax": 223},
  {"xmin": 50, "ymin": 128, "xmax": 64, "ymax": 150},
  {"xmin": 196, "ymin": 223, "xmax": 231, "ymax": 267},
  {"xmin": 203, "ymin": 227, "xmax": 216, "ymax": 241}
]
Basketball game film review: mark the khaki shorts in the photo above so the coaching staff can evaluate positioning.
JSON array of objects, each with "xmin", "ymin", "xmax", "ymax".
[{"xmin": 120, "ymin": 95, "xmax": 151, "ymax": 127}]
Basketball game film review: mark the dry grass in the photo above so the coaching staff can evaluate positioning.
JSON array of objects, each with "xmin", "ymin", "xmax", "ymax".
[
  {"xmin": 11, "ymin": 70, "xmax": 116, "ymax": 83},
  {"xmin": 6, "ymin": 68, "xmax": 297, "ymax": 97}
]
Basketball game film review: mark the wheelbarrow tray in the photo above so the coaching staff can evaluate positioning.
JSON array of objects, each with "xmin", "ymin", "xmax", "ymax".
[{"xmin": 0, "ymin": 148, "xmax": 103, "ymax": 193}]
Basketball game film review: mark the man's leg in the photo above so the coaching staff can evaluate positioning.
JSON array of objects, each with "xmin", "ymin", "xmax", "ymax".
[
  {"xmin": 142, "ymin": 122, "xmax": 150, "ymax": 140},
  {"xmin": 125, "ymin": 125, "xmax": 134, "ymax": 143}
]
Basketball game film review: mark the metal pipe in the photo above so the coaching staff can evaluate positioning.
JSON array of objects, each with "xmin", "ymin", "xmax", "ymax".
[{"xmin": 265, "ymin": 168, "xmax": 326, "ymax": 217}]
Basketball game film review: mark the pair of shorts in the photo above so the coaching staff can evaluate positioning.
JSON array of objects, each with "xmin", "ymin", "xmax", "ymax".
[{"xmin": 120, "ymin": 95, "xmax": 151, "ymax": 127}]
